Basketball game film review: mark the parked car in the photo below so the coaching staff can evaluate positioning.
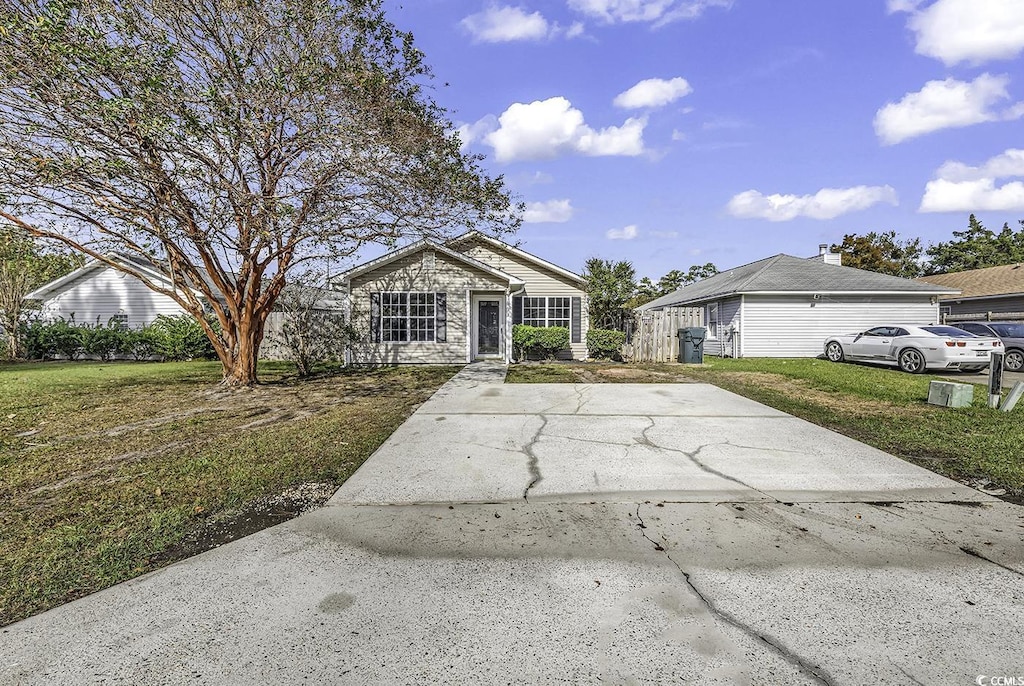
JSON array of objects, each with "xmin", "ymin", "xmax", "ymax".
[
  {"xmin": 824, "ymin": 324, "xmax": 1002, "ymax": 374},
  {"xmin": 952, "ymin": 321, "xmax": 1024, "ymax": 372}
]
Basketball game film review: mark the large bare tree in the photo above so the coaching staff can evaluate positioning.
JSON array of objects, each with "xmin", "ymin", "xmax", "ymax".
[{"xmin": 0, "ymin": 0, "xmax": 519, "ymax": 384}]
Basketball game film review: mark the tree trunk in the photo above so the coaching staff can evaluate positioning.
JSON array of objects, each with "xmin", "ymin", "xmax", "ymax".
[{"xmin": 219, "ymin": 311, "xmax": 266, "ymax": 386}]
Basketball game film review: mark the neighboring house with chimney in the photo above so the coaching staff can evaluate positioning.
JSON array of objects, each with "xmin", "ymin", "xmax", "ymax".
[{"xmin": 637, "ymin": 245, "xmax": 957, "ymax": 358}]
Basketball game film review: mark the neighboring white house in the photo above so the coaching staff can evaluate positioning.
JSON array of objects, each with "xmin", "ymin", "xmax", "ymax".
[
  {"xmin": 340, "ymin": 231, "xmax": 589, "ymax": 364},
  {"xmin": 24, "ymin": 253, "xmax": 194, "ymax": 328},
  {"xmin": 638, "ymin": 249, "xmax": 959, "ymax": 358},
  {"xmin": 24, "ymin": 253, "xmax": 346, "ymax": 360}
]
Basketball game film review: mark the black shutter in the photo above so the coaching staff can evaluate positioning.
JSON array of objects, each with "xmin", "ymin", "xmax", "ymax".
[
  {"xmin": 571, "ymin": 296, "xmax": 581, "ymax": 343},
  {"xmin": 512, "ymin": 296, "xmax": 523, "ymax": 325},
  {"xmin": 370, "ymin": 292, "xmax": 381, "ymax": 343},
  {"xmin": 435, "ymin": 292, "xmax": 446, "ymax": 342}
]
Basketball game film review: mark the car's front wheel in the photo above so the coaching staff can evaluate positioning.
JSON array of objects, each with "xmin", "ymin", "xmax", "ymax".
[
  {"xmin": 1005, "ymin": 349, "xmax": 1024, "ymax": 372},
  {"xmin": 898, "ymin": 348, "xmax": 926, "ymax": 374},
  {"xmin": 825, "ymin": 341, "xmax": 845, "ymax": 363}
]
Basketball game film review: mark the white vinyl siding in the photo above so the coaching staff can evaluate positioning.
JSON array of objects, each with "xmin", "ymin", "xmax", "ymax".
[
  {"xmin": 740, "ymin": 294, "xmax": 939, "ymax": 357},
  {"xmin": 35, "ymin": 265, "xmax": 186, "ymax": 327},
  {"xmin": 459, "ymin": 241, "xmax": 588, "ymax": 360},
  {"xmin": 702, "ymin": 298, "xmax": 741, "ymax": 357},
  {"xmin": 349, "ymin": 250, "xmax": 507, "ymax": 364}
]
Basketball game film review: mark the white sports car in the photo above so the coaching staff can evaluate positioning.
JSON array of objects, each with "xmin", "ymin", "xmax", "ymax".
[{"xmin": 824, "ymin": 324, "xmax": 1002, "ymax": 374}]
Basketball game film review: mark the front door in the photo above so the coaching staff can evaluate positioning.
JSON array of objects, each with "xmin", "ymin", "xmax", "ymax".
[{"xmin": 477, "ymin": 300, "xmax": 501, "ymax": 356}]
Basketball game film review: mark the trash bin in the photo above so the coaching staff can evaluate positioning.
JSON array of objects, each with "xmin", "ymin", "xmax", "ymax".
[{"xmin": 678, "ymin": 327, "xmax": 706, "ymax": 364}]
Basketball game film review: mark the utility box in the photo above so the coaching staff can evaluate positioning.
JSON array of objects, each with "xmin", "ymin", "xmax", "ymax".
[
  {"xmin": 678, "ymin": 327, "xmax": 706, "ymax": 364},
  {"xmin": 927, "ymin": 380, "xmax": 974, "ymax": 408}
]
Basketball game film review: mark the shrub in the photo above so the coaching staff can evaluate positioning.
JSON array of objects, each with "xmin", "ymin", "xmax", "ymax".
[
  {"xmin": 512, "ymin": 324, "xmax": 570, "ymax": 361},
  {"xmin": 80, "ymin": 320, "xmax": 126, "ymax": 362},
  {"xmin": 45, "ymin": 318, "xmax": 85, "ymax": 360},
  {"xmin": 146, "ymin": 314, "xmax": 216, "ymax": 361},
  {"xmin": 587, "ymin": 328, "xmax": 626, "ymax": 360},
  {"xmin": 19, "ymin": 318, "xmax": 53, "ymax": 360},
  {"xmin": 118, "ymin": 327, "xmax": 160, "ymax": 361}
]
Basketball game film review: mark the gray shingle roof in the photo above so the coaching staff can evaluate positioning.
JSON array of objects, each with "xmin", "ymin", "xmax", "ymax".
[{"xmin": 639, "ymin": 254, "xmax": 958, "ymax": 311}]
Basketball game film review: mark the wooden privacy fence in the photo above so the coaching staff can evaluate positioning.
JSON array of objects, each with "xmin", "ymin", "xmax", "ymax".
[
  {"xmin": 943, "ymin": 311, "xmax": 1024, "ymax": 323},
  {"xmin": 628, "ymin": 306, "xmax": 703, "ymax": 363}
]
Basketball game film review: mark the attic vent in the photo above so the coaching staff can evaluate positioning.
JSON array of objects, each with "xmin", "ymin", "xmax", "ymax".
[{"xmin": 423, "ymin": 250, "xmax": 435, "ymax": 270}]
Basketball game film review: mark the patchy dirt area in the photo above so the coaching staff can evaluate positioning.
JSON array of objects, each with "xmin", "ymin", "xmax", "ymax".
[
  {"xmin": 153, "ymin": 481, "xmax": 339, "ymax": 563},
  {"xmin": 1, "ymin": 362, "xmax": 458, "ymax": 626}
]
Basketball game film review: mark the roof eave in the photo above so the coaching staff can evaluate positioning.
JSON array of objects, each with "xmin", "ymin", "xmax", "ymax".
[{"xmin": 340, "ymin": 239, "xmax": 524, "ymax": 287}]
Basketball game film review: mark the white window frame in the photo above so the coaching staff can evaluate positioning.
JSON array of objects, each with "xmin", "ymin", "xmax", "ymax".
[
  {"xmin": 521, "ymin": 296, "xmax": 571, "ymax": 328},
  {"xmin": 381, "ymin": 291, "xmax": 436, "ymax": 343},
  {"xmin": 707, "ymin": 302, "xmax": 719, "ymax": 339}
]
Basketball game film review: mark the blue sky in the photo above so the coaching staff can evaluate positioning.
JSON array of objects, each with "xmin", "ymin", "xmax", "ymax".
[{"xmin": 381, "ymin": 0, "xmax": 1024, "ymax": 279}]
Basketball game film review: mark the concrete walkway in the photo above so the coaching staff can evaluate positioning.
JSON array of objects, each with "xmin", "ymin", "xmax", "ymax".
[{"xmin": 3, "ymin": 363, "xmax": 1023, "ymax": 685}]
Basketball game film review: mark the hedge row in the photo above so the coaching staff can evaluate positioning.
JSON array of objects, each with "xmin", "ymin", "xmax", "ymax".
[{"xmin": 19, "ymin": 314, "xmax": 216, "ymax": 362}]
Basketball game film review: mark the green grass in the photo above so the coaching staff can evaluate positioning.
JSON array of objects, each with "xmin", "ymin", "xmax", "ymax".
[
  {"xmin": 0, "ymin": 360, "xmax": 457, "ymax": 626},
  {"xmin": 507, "ymin": 358, "xmax": 1024, "ymax": 496}
]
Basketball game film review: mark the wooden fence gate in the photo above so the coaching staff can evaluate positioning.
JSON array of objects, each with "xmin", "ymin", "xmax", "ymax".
[{"xmin": 628, "ymin": 307, "xmax": 703, "ymax": 363}]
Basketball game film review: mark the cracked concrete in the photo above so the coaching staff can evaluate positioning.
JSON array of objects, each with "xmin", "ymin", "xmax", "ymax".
[{"xmin": 3, "ymin": 362, "xmax": 1023, "ymax": 685}]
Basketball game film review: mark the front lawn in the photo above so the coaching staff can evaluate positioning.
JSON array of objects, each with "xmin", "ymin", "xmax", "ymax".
[
  {"xmin": 0, "ymin": 361, "xmax": 457, "ymax": 626},
  {"xmin": 507, "ymin": 358, "xmax": 1024, "ymax": 497}
]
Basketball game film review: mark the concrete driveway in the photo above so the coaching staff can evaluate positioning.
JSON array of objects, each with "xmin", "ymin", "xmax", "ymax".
[{"xmin": 3, "ymin": 364, "xmax": 1023, "ymax": 685}]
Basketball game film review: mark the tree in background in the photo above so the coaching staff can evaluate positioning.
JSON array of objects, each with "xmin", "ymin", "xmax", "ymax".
[
  {"xmin": 0, "ymin": 0, "xmax": 518, "ymax": 385},
  {"xmin": 0, "ymin": 229, "xmax": 83, "ymax": 359},
  {"xmin": 830, "ymin": 231, "xmax": 923, "ymax": 278},
  {"xmin": 584, "ymin": 258, "xmax": 637, "ymax": 331},
  {"xmin": 924, "ymin": 215, "xmax": 1024, "ymax": 274},
  {"xmin": 627, "ymin": 263, "xmax": 718, "ymax": 308}
]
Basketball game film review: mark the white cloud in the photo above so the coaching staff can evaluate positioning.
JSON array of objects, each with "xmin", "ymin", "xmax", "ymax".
[
  {"xmin": 482, "ymin": 97, "xmax": 646, "ymax": 162},
  {"xmin": 933, "ymin": 148, "xmax": 1024, "ymax": 182},
  {"xmin": 606, "ymin": 224, "xmax": 638, "ymax": 240},
  {"xmin": 456, "ymin": 115, "xmax": 498, "ymax": 150},
  {"xmin": 460, "ymin": 5, "xmax": 552, "ymax": 43},
  {"xmin": 727, "ymin": 186, "xmax": 899, "ymax": 222},
  {"xmin": 891, "ymin": 0, "xmax": 1024, "ymax": 66},
  {"xmin": 873, "ymin": 74, "xmax": 1023, "ymax": 145},
  {"xmin": 568, "ymin": 0, "xmax": 732, "ymax": 26},
  {"xmin": 524, "ymin": 199, "xmax": 575, "ymax": 223},
  {"xmin": 613, "ymin": 77, "xmax": 693, "ymax": 109},
  {"xmin": 920, "ymin": 148, "xmax": 1024, "ymax": 212},
  {"xmin": 566, "ymin": 22, "xmax": 586, "ymax": 38}
]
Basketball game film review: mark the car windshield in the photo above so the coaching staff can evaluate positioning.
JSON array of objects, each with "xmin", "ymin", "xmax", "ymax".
[
  {"xmin": 921, "ymin": 326, "xmax": 976, "ymax": 337},
  {"xmin": 989, "ymin": 323, "xmax": 1024, "ymax": 338}
]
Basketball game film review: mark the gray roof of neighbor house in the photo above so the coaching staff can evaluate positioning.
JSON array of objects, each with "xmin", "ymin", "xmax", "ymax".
[
  {"xmin": 638, "ymin": 254, "xmax": 959, "ymax": 311},
  {"xmin": 916, "ymin": 263, "xmax": 1024, "ymax": 300}
]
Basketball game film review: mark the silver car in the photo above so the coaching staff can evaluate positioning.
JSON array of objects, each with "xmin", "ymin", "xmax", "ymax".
[
  {"xmin": 954, "ymin": 321, "xmax": 1024, "ymax": 371},
  {"xmin": 824, "ymin": 324, "xmax": 1002, "ymax": 374}
]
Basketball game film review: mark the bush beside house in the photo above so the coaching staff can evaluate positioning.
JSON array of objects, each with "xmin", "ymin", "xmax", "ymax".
[
  {"xmin": 17, "ymin": 314, "xmax": 216, "ymax": 362},
  {"xmin": 586, "ymin": 328, "xmax": 626, "ymax": 360},
  {"xmin": 512, "ymin": 324, "xmax": 570, "ymax": 361}
]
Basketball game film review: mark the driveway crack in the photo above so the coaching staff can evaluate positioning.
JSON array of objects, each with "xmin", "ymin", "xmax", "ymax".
[
  {"xmin": 960, "ymin": 546, "xmax": 1024, "ymax": 578},
  {"xmin": 639, "ymin": 418, "xmax": 779, "ymax": 502},
  {"xmin": 634, "ymin": 504, "xmax": 836, "ymax": 686},
  {"xmin": 522, "ymin": 415, "xmax": 548, "ymax": 502}
]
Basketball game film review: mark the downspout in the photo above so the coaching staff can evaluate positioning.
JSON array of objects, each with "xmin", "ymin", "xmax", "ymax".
[
  {"xmin": 508, "ymin": 284, "xmax": 526, "ymax": 363},
  {"xmin": 344, "ymin": 279, "xmax": 352, "ymax": 367}
]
